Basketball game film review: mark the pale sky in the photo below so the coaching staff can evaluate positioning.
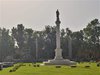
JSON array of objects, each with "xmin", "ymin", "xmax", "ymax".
[{"xmin": 0, "ymin": 0, "xmax": 100, "ymax": 31}]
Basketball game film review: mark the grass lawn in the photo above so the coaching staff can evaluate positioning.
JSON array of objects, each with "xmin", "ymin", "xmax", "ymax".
[{"xmin": 0, "ymin": 62, "xmax": 100, "ymax": 75}]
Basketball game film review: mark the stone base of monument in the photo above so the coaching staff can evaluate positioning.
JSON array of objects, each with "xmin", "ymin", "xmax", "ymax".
[{"xmin": 43, "ymin": 59, "xmax": 76, "ymax": 65}]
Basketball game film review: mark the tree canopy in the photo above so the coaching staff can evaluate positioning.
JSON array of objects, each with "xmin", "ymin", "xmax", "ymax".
[{"xmin": 0, "ymin": 19, "xmax": 100, "ymax": 62}]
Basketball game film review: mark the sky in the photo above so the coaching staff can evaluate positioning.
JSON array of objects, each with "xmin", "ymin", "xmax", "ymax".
[{"xmin": 0, "ymin": 0, "xmax": 100, "ymax": 31}]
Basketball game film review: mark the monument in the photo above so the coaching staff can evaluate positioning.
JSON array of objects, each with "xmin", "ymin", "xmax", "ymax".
[{"xmin": 43, "ymin": 10, "xmax": 76, "ymax": 65}]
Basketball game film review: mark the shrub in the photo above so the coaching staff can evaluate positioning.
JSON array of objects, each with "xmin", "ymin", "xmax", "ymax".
[
  {"xmin": 97, "ymin": 63, "xmax": 100, "ymax": 67},
  {"xmin": 70, "ymin": 65, "xmax": 77, "ymax": 68},
  {"xmin": 33, "ymin": 65, "xmax": 37, "ymax": 67},
  {"xmin": 85, "ymin": 65, "xmax": 90, "ymax": 68},
  {"xmin": 37, "ymin": 64, "xmax": 40, "ymax": 67},
  {"xmin": 55, "ymin": 65, "xmax": 61, "ymax": 68}
]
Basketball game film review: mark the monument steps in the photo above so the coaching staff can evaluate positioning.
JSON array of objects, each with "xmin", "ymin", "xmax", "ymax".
[{"xmin": 44, "ymin": 59, "xmax": 76, "ymax": 65}]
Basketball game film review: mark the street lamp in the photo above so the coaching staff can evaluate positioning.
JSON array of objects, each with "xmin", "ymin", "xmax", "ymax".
[{"xmin": 35, "ymin": 33, "xmax": 39, "ymax": 63}]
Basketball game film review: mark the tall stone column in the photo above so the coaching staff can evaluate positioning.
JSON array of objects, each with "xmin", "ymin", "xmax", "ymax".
[{"xmin": 54, "ymin": 10, "xmax": 63, "ymax": 60}]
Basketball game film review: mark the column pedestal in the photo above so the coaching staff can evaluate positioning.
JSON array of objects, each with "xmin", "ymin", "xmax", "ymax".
[{"xmin": 54, "ymin": 48, "xmax": 63, "ymax": 60}]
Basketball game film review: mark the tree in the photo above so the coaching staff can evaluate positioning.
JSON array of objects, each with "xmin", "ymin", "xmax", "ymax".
[
  {"xmin": 83, "ymin": 19, "xmax": 100, "ymax": 60},
  {"xmin": 0, "ymin": 28, "xmax": 14, "ymax": 62},
  {"xmin": 43, "ymin": 25, "xmax": 56, "ymax": 59},
  {"xmin": 12, "ymin": 24, "xmax": 25, "ymax": 59}
]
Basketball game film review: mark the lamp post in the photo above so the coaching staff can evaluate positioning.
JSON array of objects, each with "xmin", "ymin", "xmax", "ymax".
[
  {"xmin": 68, "ymin": 36, "xmax": 72, "ymax": 59},
  {"xmin": 35, "ymin": 33, "xmax": 39, "ymax": 63},
  {"xmin": 96, "ymin": 23, "xmax": 100, "ymax": 45},
  {"xmin": 36, "ymin": 38, "xmax": 38, "ymax": 62}
]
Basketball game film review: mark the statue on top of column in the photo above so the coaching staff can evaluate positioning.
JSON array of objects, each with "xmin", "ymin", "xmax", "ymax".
[
  {"xmin": 56, "ymin": 9, "xmax": 61, "ymax": 25},
  {"xmin": 56, "ymin": 10, "xmax": 59, "ymax": 18}
]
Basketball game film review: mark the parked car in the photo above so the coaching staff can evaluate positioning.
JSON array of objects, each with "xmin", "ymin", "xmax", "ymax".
[
  {"xmin": 3, "ymin": 62, "xmax": 14, "ymax": 68},
  {"xmin": 0, "ymin": 63, "xmax": 3, "ymax": 70}
]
